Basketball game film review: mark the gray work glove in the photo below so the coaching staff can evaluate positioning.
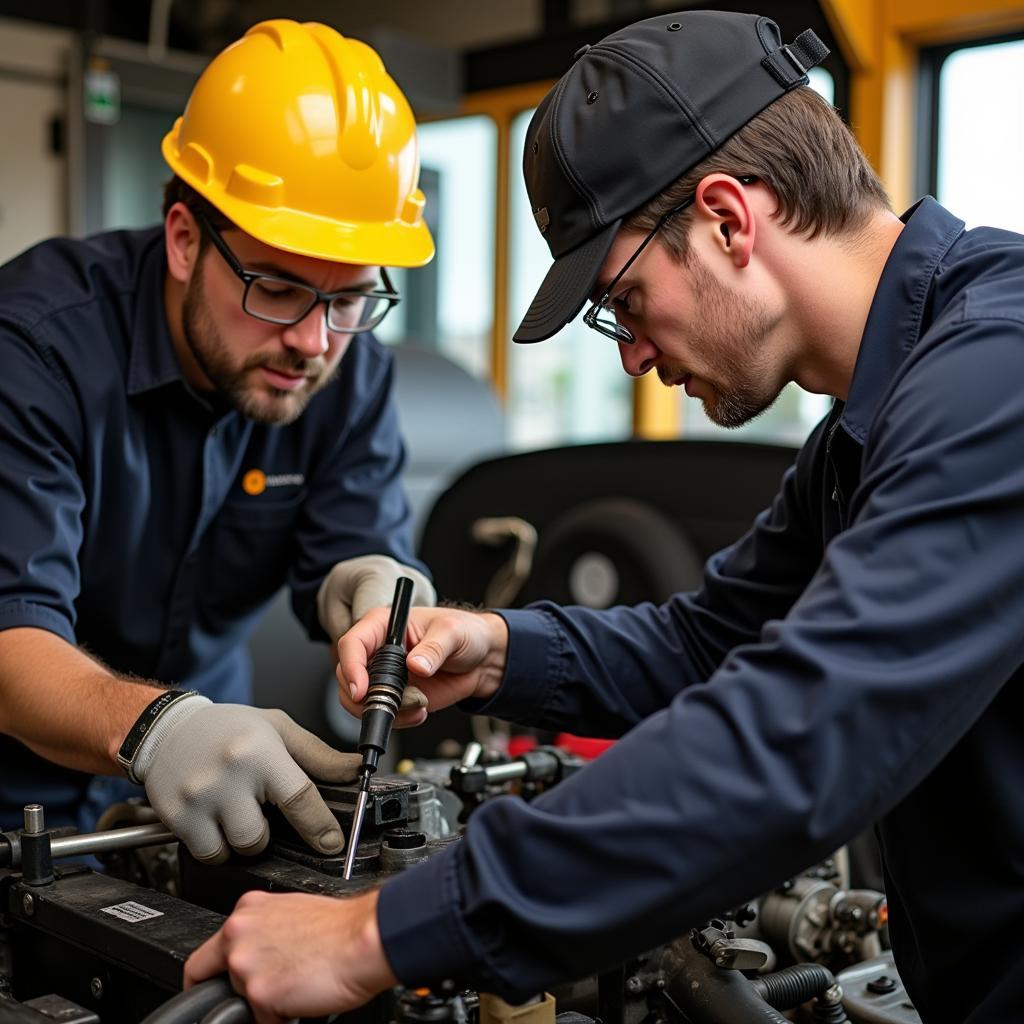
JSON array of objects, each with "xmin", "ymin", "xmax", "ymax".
[
  {"xmin": 317, "ymin": 554, "xmax": 436, "ymax": 714},
  {"xmin": 132, "ymin": 696, "xmax": 361, "ymax": 864}
]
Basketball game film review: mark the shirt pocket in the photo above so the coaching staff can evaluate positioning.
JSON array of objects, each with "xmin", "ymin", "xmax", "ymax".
[{"xmin": 201, "ymin": 489, "xmax": 306, "ymax": 617}]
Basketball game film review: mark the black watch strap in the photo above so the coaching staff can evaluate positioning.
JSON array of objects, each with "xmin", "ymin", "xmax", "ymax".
[{"xmin": 117, "ymin": 689, "xmax": 198, "ymax": 783}]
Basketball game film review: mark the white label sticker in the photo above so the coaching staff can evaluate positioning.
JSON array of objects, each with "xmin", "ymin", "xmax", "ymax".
[{"xmin": 100, "ymin": 900, "xmax": 163, "ymax": 923}]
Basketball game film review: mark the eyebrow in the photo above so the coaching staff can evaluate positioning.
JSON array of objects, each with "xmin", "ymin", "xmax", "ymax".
[{"xmin": 245, "ymin": 261, "xmax": 379, "ymax": 292}]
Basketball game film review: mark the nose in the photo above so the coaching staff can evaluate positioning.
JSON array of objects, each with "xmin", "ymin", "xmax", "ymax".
[
  {"xmin": 618, "ymin": 334, "xmax": 658, "ymax": 378},
  {"xmin": 281, "ymin": 302, "xmax": 329, "ymax": 358}
]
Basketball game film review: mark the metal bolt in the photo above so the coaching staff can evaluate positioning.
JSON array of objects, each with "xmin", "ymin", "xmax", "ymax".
[
  {"xmin": 625, "ymin": 975, "xmax": 644, "ymax": 995},
  {"xmin": 867, "ymin": 975, "xmax": 897, "ymax": 995},
  {"xmin": 23, "ymin": 804, "xmax": 44, "ymax": 834},
  {"xmin": 90, "ymin": 977, "xmax": 103, "ymax": 1000},
  {"xmin": 21, "ymin": 892, "xmax": 34, "ymax": 916}
]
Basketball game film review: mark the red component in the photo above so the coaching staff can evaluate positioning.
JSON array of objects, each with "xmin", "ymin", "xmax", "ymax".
[
  {"xmin": 555, "ymin": 733, "xmax": 615, "ymax": 760},
  {"xmin": 507, "ymin": 734, "xmax": 539, "ymax": 757}
]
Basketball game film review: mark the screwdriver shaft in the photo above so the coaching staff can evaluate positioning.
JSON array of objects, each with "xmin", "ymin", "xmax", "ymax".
[
  {"xmin": 343, "ymin": 576, "xmax": 415, "ymax": 880},
  {"xmin": 342, "ymin": 781, "xmax": 370, "ymax": 880}
]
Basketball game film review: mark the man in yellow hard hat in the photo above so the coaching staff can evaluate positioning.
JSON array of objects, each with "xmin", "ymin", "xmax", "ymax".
[{"xmin": 0, "ymin": 20, "xmax": 434, "ymax": 864}]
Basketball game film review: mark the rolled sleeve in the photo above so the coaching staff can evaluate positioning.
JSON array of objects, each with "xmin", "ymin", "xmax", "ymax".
[{"xmin": 0, "ymin": 324, "xmax": 84, "ymax": 640}]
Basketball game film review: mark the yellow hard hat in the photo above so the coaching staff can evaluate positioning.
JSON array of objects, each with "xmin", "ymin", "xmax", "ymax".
[{"xmin": 162, "ymin": 19, "xmax": 434, "ymax": 268}]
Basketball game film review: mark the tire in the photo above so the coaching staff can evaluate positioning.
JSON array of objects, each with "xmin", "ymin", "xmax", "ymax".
[{"xmin": 516, "ymin": 498, "xmax": 703, "ymax": 608}]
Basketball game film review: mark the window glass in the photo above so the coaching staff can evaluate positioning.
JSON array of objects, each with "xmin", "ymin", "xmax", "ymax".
[
  {"xmin": 937, "ymin": 38, "xmax": 1024, "ymax": 233},
  {"xmin": 807, "ymin": 66, "xmax": 834, "ymax": 106},
  {"xmin": 377, "ymin": 115, "xmax": 496, "ymax": 381},
  {"xmin": 506, "ymin": 109, "xmax": 632, "ymax": 450},
  {"xmin": 101, "ymin": 104, "xmax": 176, "ymax": 230}
]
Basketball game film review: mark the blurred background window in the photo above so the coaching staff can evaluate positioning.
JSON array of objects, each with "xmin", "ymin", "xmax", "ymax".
[
  {"xmin": 934, "ymin": 36, "xmax": 1024, "ymax": 233},
  {"xmin": 377, "ymin": 114, "xmax": 497, "ymax": 383},
  {"xmin": 505, "ymin": 108, "xmax": 634, "ymax": 451},
  {"xmin": 101, "ymin": 103, "xmax": 177, "ymax": 231}
]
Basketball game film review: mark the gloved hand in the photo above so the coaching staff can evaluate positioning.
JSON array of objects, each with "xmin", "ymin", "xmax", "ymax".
[
  {"xmin": 130, "ymin": 696, "xmax": 362, "ymax": 864},
  {"xmin": 318, "ymin": 554, "xmax": 436, "ymax": 714},
  {"xmin": 317, "ymin": 554, "xmax": 436, "ymax": 639}
]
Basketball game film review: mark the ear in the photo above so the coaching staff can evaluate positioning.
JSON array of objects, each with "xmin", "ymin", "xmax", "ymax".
[
  {"xmin": 693, "ymin": 174, "xmax": 756, "ymax": 269},
  {"xmin": 164, "ymin": 202, "xmax": 202, "ymax": 285}
]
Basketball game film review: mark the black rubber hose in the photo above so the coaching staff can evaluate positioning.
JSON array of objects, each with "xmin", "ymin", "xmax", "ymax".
[
  {"xmin": 662, "ymin": 937, "xmax": 790, "ymax": 1024},
  {"xmin": 750, "ymin": 964, "xmax": 848, "ymax": 1022},
  {"xmin": 140, "ymin": 978, "xmax": 240, "ymax": 1024},
  {"xmin": 200, "ymin": 998, "xmax": 254, "ymax": 1024}
]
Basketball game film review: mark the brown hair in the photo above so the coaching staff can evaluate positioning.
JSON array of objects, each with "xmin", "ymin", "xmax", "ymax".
[
  {"xmin": 161, "ymin": 175, "xmax": 235, "ymax": 244},
  {"xmin": 625, "ymin": 86, "xmax": 890, "ymax": 259}
]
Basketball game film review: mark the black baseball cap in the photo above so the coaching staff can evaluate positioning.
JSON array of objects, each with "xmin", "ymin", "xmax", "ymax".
[{"xmin": 513, "ymin": 10, "xmax": 828, "ymax": 343}]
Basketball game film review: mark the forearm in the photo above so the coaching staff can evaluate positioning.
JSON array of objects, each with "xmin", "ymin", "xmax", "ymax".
[
  {"xmin": 473, "ymin": 602, "xmax": 715, "ymax": 737},
  {"xmin": 0, "ymin": 626, "xmax": 162, "ymax": 775}
]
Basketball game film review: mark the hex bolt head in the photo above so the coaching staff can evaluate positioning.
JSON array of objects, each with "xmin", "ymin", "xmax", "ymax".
[
  {"xmin": 90, "ymin": 977, "xmax": 104, "ymax": 1000},
  {"xmin": 21, "ymin": 892, "xmax": 34, "ymax": 916},
  {"xmin": 625, "ymin": 975, "xmax": 644, "ymax": 994}
]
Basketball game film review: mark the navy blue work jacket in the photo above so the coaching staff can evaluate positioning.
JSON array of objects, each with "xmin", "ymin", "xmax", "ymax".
[
  {"xmin": 0, "ymin": 227, "xmax": 420, "ymax": 831},
  {"xmin": 379, "ymin": 199, "xmax": 1024, "ymax": 1023}
]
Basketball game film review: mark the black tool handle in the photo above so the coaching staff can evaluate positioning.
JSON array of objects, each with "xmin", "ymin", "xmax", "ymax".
[{"xmin": 357, "ymin": 576, "xmax": 414, "ymax": 773}]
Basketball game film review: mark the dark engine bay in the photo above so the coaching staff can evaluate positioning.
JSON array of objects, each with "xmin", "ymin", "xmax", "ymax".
[{"xmin": 0, "ymin": 745, "xmax": 919, "ymax": 1023}]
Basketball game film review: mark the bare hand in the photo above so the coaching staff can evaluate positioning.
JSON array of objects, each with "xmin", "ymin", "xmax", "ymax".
[
  {"xmin": 184, "ymin": 889, "xmax": 397, "ymax": 1024},
  {"xmin": 336, "ymin": 607, "xmax": 509, "ymax": 727}
]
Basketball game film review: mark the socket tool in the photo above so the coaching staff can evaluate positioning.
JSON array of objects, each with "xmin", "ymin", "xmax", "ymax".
[{"xmin": 343, "ymin": 575, "xmax": 414, "ymax": 879}]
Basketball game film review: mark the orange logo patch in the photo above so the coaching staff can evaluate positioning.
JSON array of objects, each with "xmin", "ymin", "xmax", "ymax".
[{"xmin": 242, "ymin": 469, "xmax": 266, "ymax": 496}]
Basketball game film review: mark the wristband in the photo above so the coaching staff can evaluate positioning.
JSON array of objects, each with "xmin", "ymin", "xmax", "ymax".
[{"xmin": 117, "ymin": 689, "xmax": 198, "ymax": 784}]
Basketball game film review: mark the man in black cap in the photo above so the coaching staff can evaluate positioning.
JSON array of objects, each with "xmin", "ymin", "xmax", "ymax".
[{"xmin": 188, "ymin": 10, "xmax": 1024, "ymax": 1022}]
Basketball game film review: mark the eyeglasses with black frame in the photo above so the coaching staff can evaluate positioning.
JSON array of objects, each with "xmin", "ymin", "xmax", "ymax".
[
  {"xmin": 583, "ymin": 175, "xmax": 758, "ymax": 345},
  {"xmin": 194, "ymin": 209, "xmax": 402, "ymax": 335}
]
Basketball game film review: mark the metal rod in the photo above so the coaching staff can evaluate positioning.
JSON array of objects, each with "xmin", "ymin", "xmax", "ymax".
[
  {"xmin": 3, "ymin": 821, "xmax": 175, "ymax": 869},
  {"xmin": 461, "ymin": 742, "xmax": 483, "ymax": 768},
  {"xmin": 482, "ymin": 762, "xmax": 529, "ymax": 784},
  {"xmin": 50, "ymin": 822, "xmax": 175, "ymax": 860}
]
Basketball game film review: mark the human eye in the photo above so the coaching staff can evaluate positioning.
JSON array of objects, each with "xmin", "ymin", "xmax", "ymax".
[
  {"xmin": 252, "ymin": 278, "xmax": 303, "ymax": 300},
  {"xmin": 611, "ymin": 289, "xmax": 634, "ymax": 319}
]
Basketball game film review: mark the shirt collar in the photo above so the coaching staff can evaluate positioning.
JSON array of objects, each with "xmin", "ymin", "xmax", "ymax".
[
  {"xmin": 127, "ymin": 232, "xmax": 188, "ymax": 395},
  {"xmin": 839, "ymin": 197, "xmax": 965, "ymax": 444}
]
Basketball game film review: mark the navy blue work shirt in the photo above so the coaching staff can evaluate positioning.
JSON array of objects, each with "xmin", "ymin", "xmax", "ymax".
[
  {"xmin": 0, "ymin": 227, "xmax": 422, "ymax": 832},
  {"xmin": 378, "ymin": 199, "xmax": 1024, "ymax": 1023}
]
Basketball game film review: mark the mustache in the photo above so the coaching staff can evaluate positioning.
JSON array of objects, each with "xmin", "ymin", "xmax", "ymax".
[
  {"xmin": 244, "ymin": 354, "xmax": 326, "ymax": 379},
  {"xmin": 657, "ymin": 362, "xmax": 689, "ymax": 386}
]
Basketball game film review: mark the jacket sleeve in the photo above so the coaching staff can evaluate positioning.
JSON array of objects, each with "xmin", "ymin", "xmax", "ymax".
[
  {"xmin": 287, "ymin": 338, "xmax": 425, "ymax": 640},
  {"xmin": 378, "ymin": 314, "xmax": 1024, "ymax": 1001},
  {"xmin": 0, "ymin": 323, "xmax": 84, "ymax": 643},
  {"xmin": 459, "ymin": 423, "xmax": 827, "ymax": 736}
]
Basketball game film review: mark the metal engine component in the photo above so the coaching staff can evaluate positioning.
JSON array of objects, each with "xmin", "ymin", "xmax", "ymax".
[
  {"xmin": 1, "ymin": 762, "xmax": 916, "ymax": 1024},
  {"xmin": 758, "ymin": 876, "xmax": 887, "ymax": 966},
  {"xmin": 837, "ymin": 952, "xmax": 921, "ymax": 1024}
]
